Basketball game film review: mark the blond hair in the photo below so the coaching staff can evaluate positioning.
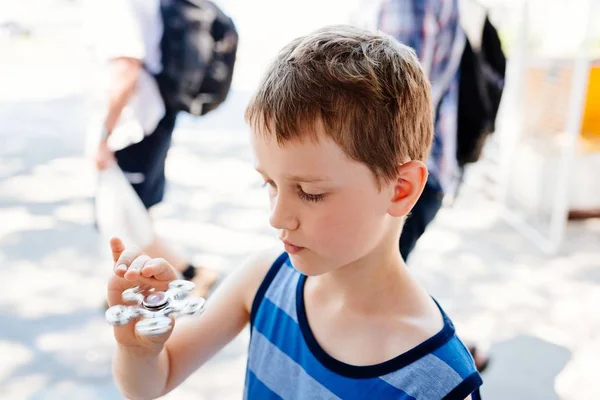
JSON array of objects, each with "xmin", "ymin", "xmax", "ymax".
[{"xmin": 245, "ymin": 25, "xmax": 433, "ymax": 185}]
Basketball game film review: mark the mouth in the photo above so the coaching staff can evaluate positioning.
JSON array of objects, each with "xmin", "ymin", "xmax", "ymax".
[{"xmin": 282, "ymin": 240, "xmax": 304, "ymax": 254}]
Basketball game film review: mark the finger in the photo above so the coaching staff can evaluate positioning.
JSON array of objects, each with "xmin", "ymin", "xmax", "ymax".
[
  {"xmin": 113, "ymin": 263, "xmax": 128, "ymax": 278},
  {"xmin": 110, "ymin": 237, "xmax": 126, "ymax": 262},
  {"xmin": 115, "ymin": 246, "xmax": 143, "ymax": 271},
  {"xmin": 133, "ymin": 275, "xmax": 171, "ymax": 291},
  {"xmin": 124, "ymin": 255, "xmax": 151, "ymax": 280},
  {"xmin": 141, "ymin": 258, "xmax": 177, "ymax": 281}
]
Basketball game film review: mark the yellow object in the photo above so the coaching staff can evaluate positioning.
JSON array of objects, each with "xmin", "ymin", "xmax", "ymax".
[{"xmin": 580, "ymin": 63, "xmax": 600, "ymax": 152}]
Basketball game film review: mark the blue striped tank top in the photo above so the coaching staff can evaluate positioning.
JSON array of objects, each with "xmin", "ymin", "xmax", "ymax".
[{"xmin": 245, "ymin": 253, "xmax": 483, "ymax": 400}]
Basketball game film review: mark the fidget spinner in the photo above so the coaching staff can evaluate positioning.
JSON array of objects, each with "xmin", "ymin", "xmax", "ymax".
[{"xmin": 105, "ymin": 280, "xmax": 206, "ymax": 336}]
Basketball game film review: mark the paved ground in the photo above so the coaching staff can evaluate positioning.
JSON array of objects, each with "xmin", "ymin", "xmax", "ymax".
[{"xmin": 1, "ymin": 1, "xmax": 600, "ymax": 399}]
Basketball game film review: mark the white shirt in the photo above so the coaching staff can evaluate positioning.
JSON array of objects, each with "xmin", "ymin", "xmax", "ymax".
[
  {"xmin": 87, "ymin": 0, "xmax": 163, "ymax": 73},
  {"xmin": 85, "ymin": 0, "xmax": 165, "ymax": 152}
]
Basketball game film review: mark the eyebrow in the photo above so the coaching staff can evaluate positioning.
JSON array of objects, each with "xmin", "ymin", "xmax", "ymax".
[{"xmin": 255, "ymin": 167, "xmax": 329, "ymax": 183}]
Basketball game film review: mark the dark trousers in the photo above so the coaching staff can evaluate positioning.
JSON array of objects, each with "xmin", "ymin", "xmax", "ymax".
[
  {"xmin": 114, "ymin": 109, "xmax": 178, "ymax": 209},
  {"xmin": 399, "ymin": 175, "xmax": 444, "ymax": 261}
]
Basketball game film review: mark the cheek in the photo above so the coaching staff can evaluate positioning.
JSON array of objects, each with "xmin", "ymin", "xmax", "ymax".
[{"xmin": 312, "ymin": 192, "xmax": 385, "ymax": 247}]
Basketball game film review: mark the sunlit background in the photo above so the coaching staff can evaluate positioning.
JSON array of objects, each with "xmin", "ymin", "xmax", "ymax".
[{"xmin": 1, "ymin": 0, "xmax": 600, "ymax": 399}]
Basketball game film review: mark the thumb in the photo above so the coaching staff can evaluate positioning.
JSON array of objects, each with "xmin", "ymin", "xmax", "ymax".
[{"xmin": 110, "ymin": 237, "xmax": 126, "ymax": 263}]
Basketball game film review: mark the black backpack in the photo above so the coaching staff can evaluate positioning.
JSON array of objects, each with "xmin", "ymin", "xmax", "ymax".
[
  {"xmin": 456, "ymin": 15, "xmax": 506, "ymax": 167},
  {"xmin": 157, "ymin": 0, "xmax": 238, "ymax": 116}
]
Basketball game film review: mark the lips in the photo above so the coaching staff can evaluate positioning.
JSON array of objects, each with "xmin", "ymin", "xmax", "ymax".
[{"xmin": 282, "ymin": 240, "xmax": 304, "ymax": 254}]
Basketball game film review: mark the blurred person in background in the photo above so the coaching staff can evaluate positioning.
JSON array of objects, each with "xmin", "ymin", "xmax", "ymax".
[
  {"xmin": 353, "ymin": 0, "xmax": 490, "ymax": 372},
  {"xmin": 376, "ymin": 0, "xmax": 465, "ymax": 261},
  {"xmin": 85, "ymin": 0, "xmax": 220, "ymax": 299}
]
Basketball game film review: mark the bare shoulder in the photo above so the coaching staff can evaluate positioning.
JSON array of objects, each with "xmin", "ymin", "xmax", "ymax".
[{"xmin": 237, "ymin": 245, "xmax": 285, "ymax": 313}]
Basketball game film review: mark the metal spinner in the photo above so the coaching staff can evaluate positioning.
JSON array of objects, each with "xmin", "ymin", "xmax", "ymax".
[{"xmin": 105, "ymin": 280, "xmax": 206, "ymax": 336}]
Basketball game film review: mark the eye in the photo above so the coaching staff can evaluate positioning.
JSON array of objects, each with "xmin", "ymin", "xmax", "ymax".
[{"xmin": 298, "ymin": 188, "xmax": 325, "ymax": 203}]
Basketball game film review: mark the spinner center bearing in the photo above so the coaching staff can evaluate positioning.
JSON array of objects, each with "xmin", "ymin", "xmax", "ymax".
[{"xmin": 143, "ymin": 291, "xmax": 169, "ymax": 310}]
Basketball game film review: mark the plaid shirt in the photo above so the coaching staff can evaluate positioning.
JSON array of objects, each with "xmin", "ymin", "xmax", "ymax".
[{"xmin": 377, "ymin": 0, "xmax": 465, "ymax": 192}]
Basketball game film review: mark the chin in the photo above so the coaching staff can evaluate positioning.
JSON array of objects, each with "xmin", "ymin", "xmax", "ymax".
[{"xmin": 287, "ymin": 252, "xmax": 331, "ymax": 276}]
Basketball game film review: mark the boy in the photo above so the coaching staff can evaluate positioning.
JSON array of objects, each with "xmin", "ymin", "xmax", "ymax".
[{"xmin": 107, "ymin": 25, "xmax": 482, "ymax": 399}]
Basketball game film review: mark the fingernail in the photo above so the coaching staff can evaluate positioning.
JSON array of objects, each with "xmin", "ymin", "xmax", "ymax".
[{"xmin": 116, "ymin": 264, "xmax": 127, "ymax": 272}]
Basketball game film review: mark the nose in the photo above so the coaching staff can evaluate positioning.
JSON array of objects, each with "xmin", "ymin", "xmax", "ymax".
[{"xmin": 269, "ymin": 193, "xmax": 299, "ymax": 231}]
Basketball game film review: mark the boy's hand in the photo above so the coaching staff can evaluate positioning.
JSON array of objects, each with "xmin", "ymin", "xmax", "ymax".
[{"xmin": 107, "ymin": 238, "xmax": 179, "ymax": 354}]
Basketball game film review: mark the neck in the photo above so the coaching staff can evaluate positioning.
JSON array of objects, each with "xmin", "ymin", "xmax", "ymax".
[{"xmin": 309, "ymin": 237, "xmax": 417, "ymax": 313}]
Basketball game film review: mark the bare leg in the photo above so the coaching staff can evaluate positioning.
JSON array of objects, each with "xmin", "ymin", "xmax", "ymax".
[{"xmin": 142, "ymin": 235, "xmax": 221, "ymax": 298}]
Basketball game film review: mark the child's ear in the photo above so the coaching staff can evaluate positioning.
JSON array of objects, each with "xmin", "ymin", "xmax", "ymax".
[{"xmin": 387, "ymin": 160, "xmax": 428, "ymax": 217}]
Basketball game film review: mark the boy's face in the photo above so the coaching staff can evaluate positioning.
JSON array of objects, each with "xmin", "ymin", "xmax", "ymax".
[{"xmin": 251, "ymin": 124, "xmax": 403, "ymax": 276}]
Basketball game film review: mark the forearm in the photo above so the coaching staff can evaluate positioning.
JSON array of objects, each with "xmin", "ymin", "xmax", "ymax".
[
  {"xmin": 113, "ymin": 345, "xmax": 170, "ymax": 400},
  {"xmin": 103, "ymin": 58, "xmax": 141, "ymax": 135}
]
